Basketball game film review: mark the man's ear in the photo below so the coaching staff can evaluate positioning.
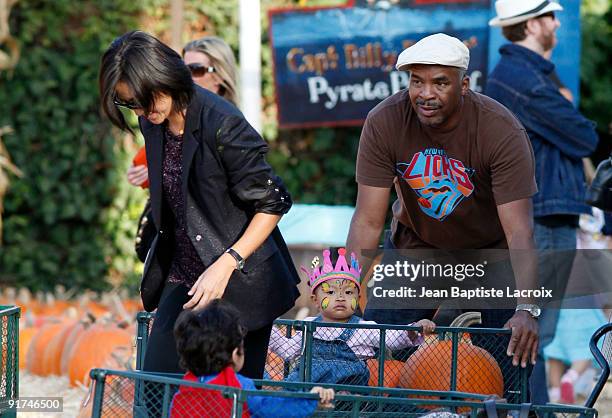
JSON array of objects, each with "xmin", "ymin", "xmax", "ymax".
[
  {"xmin": 525, "ymin": 18, "xmax": 539, "ymax": 36},
  {"xmin": 461, "ymin": 75, "xmax": 470, "ymax": 96},
  {"xmin": 310, "ymin": 293, "xmax": 317, "ymax": 304}
]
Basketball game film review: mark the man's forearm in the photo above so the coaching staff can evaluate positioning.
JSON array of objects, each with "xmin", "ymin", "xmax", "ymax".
[
  {"xmin": 346, "ymin": 217, "xmax": 383, "ymax": 267},
  {"xmin": 508, "ymin": 230, "xmax": 538, "ymax": 305}
]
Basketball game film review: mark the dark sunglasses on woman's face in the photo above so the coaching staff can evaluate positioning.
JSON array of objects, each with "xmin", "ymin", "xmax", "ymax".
[
  {"xmin": 187, "ymin": 63, "xmax": 215, "ymax": 77},
  {"xmin": 113, "ymin": 96, "xmax": 143, "ymax": 110}
]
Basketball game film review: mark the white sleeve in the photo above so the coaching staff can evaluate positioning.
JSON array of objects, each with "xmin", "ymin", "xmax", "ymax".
[
  {"xmin": 357, "ymin": 319, "xmax": 422, "ymax": 350},
  {"xmin": 268, "ymin": 325, "xmax": 304, "ymax": 361},
  {"xmin": 354, "ymin": 319, "xmax": 382, "ymax": 349},
  {"xmin": 385, "ymin": 329, "xmax": 422, "ymax": 350}
]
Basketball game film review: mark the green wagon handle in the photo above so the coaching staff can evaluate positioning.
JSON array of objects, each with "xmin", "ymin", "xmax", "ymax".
[
  {"xmin": 88, "ymin": 368, "xmax": 598, "ymax": 418},
  {"xmin": 585, "ymin": 322, "xmax": 612, "ymax": 408}
]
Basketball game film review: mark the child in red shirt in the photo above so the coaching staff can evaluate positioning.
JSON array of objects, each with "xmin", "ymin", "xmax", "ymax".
[{"xmin": 170, "ymin": 300, "xmax": 334, "ymax": 417}]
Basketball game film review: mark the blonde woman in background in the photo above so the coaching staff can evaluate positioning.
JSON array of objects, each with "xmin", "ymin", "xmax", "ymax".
[
  {"xmin": 127, "ymin": 36, "xmax": 239, "ymax": 188},
  {"xmin": 182, "ymin": 36, "xmax": 238, "ymax": 107}
]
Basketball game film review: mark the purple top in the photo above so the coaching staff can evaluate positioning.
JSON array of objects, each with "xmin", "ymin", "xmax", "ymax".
[{"xmin": 162, "ymin": 127, "xmax": 205, "ymax": 287}]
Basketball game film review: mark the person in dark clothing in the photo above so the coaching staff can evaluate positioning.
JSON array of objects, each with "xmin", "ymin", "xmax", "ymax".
[
  {"xmin": 486, "ymin": 0, "xmax": 599, "ymax": 404},
  {"xmin": 99, "ymin": 31, "xmax": 300, "ymax": 379},
  {"xmin": 128, "ymin": 36, "xmax": 240, "ymax": 262}
]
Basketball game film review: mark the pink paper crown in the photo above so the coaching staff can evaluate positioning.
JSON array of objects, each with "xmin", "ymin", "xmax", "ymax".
[{"xmin": 301, "ymin": 248, "xmax": 362, "ymax": 293}]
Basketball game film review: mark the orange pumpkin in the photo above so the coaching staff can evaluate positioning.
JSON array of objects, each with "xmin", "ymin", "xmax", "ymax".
[
  {"xmin": 60, "ymin": 321, "xmax": 87, "ymax": 375},
  {"xmin": 400, "ymin": 340, "xmax": 503, "ymax": 406},
  {"xmin": 38, "ymin": 300, "xmax": 72, "ymax": 317},
  {"xmin": 19, "ymin": 327, "xmax": 38, "ymax": 370},
  {"xmin": 265, "ymin": 352, "xmax": 285, "ymax": 381},
  {"xmin": 41, "ymin": 321, "xmax": 78, "ymax": 376},
  {"xmin": 26, "ymin": 321, "xmax": 67, "ymax": 375},
  {"xmin": 121, "ymin": 299, "xmax": 143, "ymax": 315},
  {"xmin": 17, "ymin": 300, "xmax": 42, "ymax": 316},
  {"xmin": 67, "ymin": 324, "xmax": 133, "ymax": 386},
  {"xmin": 85, "ymin": 301, "xmax": 109, "ymax": 318},
  {"xmin": 367, "ymin": 359, "xmax": 405, "ymax": 388}
]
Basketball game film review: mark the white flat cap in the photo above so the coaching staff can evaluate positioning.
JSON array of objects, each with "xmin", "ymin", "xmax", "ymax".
[
  {"xmin": 489, "ymin": 0, "xmax": 563, "ymax": 27},
  {"xmin": 396, "ymin": 33, "xmax": 470, "ymax": 71}
]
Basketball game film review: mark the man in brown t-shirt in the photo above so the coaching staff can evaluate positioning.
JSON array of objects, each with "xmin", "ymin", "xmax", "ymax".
[{"xmin": 347, "ymin": 33, "xmax": 539, "ymax": 369}]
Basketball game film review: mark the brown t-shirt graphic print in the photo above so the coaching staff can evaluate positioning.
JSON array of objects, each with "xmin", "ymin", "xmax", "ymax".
[{"xmin": 397, "ymin": 146, "xmax": 475, "ymax": 221}]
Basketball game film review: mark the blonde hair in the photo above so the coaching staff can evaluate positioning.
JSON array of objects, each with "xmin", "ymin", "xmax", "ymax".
[{"xmin": 183, "ymin": 36, "xmax": 239, "ymax": 106}]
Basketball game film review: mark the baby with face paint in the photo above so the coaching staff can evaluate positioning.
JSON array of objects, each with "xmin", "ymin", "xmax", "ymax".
[
  {"xmin": 268, "ymin": 248, "xmax": 436, "ymax": 386},
  {"xmin": 313, "ymin": 278, "xmax": 360, "ymax": 322}
]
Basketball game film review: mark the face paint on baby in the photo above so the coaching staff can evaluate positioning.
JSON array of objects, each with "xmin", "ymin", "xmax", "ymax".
[{"xmin": 312, "ymin": 279, "xmax": 359, "ymax": 322}]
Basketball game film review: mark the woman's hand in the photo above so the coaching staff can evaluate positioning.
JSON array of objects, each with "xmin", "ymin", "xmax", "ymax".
[
  {"xmin": 183, "ymin": 253, "xmax": 236, "ymax": 310},
  {"xmin": 127, "ymin": 164, "xmax": 148, "ymax": 187}
]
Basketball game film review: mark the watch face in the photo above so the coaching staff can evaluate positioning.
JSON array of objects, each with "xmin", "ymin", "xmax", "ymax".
[{"xmin": 531, "ymin": 306, "xmax": 541, "ymax": 317}]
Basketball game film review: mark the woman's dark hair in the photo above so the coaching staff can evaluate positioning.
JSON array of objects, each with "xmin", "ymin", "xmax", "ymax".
[
  {"xmin": 99, "ymin": 30, "xmax": 194, "ymax": 132},
  {"xmin": 174, "ymin": 299, "xmax": 247, "ymax": 376}
]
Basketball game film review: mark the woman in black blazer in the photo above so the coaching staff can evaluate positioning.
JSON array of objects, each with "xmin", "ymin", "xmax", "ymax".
[{"xmin": 99, "ymin": 31, "xmax": 300, "ymax": 378}]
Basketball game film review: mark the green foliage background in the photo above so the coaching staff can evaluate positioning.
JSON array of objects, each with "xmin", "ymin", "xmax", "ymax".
[
  {"xmin": 0, "ymin": 0, "xmax": 609, "ymax": 291},
  {"xmin": 580, "ymin": 3, "xmax": 612, "ymax": 150},
  {"xmin": 0, "ymin": 0, "xmax": 151, "ymax": 291}
]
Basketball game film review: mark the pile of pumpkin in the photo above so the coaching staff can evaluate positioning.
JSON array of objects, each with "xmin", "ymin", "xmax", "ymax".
[{"xmin": 1, "ymin": 286, "xmax": 143, "ymax": 387}]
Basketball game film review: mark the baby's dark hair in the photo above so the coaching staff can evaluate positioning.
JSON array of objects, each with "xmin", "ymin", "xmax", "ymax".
[{"xmin": 174, "ymin": 299, "xmax": 246, "ymax": 376}]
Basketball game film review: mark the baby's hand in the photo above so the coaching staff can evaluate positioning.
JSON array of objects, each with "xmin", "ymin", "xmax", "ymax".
[
  {"xmin": 415, "ymin": 319, "xmax": 436, "ymax": 335},
  {"xmin": 310, "ymin": 386, "xmax": 334, "ymax": 408}
]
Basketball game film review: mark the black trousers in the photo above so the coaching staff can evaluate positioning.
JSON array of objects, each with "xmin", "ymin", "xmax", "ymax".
[{"xmin": 142, "ymin": 281, "xmax": 272, "ymax": 379}]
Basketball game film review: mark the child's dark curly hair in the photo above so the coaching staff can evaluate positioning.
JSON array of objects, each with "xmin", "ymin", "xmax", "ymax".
[{"xmin": 174, "ymin": 299, "xmax": 247, "ymax": 376}]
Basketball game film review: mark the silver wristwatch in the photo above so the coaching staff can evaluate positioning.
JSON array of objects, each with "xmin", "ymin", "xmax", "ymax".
[{"xmin": 515, "ymin": 304, "xmax": 541, "ymax": 318}]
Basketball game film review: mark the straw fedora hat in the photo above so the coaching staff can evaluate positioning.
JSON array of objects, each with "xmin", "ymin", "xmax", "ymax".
[{"xmin": 489, "ymin": 0, "xmax": 563, "ymax": 27}]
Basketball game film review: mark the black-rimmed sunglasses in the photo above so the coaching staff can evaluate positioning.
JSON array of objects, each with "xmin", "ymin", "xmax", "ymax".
[
  {"xmin": 113, "ymin": 96, "xmax": 143, "ymax": 110},
  {"xmin": 187, "ymin": 63, "xmax": 215, "ymax": 77}
]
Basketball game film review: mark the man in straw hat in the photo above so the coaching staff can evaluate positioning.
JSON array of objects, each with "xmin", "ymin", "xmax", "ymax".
[
  {"xmin": 347, "ymin": 33, "xmax": 541, "ymax": 385},
  {"xmin": 486, "ymin": 0, "xmax": 599, "ymax": 403}
]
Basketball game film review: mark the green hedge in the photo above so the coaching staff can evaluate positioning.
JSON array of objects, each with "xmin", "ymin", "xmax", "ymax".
[{"xmin": 0, "ymin": 0, "xmax": 153, "ymax": 291}]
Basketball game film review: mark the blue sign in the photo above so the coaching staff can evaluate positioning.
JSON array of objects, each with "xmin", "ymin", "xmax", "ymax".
[{"xmin": 268, "ymin": 0, "xmax": 581, "ymax": 129}]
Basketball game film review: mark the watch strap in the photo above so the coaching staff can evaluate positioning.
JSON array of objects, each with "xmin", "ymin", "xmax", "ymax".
[{"xmin": 225, "ymin": 248, "xmax": 245, "ymax": 271}]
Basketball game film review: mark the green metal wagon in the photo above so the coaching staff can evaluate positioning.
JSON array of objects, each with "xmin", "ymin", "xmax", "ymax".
[
  {"xmin": 86, "ymin": 368, "xmax": 597, "ymax": 418},
  {"xmin": 0, "ymin": 306, "xmax": 19, "ymax": 418}
]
